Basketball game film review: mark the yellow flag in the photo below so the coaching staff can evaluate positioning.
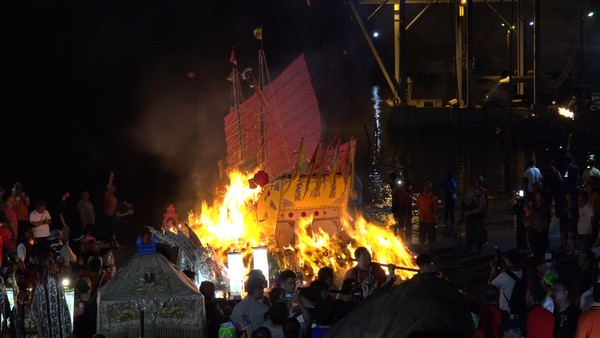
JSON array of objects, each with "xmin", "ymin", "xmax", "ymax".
[{"xmin": 253, "ymin": 27, "xmax": 263, "ymax": 40}]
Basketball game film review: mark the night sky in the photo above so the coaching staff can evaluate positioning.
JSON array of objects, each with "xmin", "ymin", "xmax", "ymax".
[{"xmin": 1, "ymin": 0, "xmax": 597, "ymax": 223}]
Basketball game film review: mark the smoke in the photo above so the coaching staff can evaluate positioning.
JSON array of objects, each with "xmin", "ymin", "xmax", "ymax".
[{"xmin": 133, "ymin": 58, "xmax": 229, "ymax": 214}]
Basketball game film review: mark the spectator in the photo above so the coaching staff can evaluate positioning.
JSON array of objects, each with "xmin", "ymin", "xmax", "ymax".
[
  {"xmin": 55, "ymin": 191, "xmax": 71, "ymax": 238},
  {"xmin": 316, "ymin": 267, "xmax": 334, "ymax": 289},
  {"xmin": 3, "ymin": 197, "xmax": 18, "ymax": 247},
  {"xmin": 416, "ymin": 181, "xmax": 437, "ymax": 251},
  {"xmin": 252, "ymin": 327, "xmax": 272, "ymax": 338},
  {"xmin": 391, "ymin": 173, "xmax": 413, "ymax": 242},
  {"xmin": 489, "ymin": 249, "xmax": 525, "ymax": 316},
  {"xmin": 464, "ymin": 175, "xmax": 487, "ymax": 253},
  {"xmin": 279, "ymin": 270, "xmax": 298, "ymax": 293},
  {"xmin": 76, "ymin": 190, "xmax": 95, "ymax": 249},
  {"xmin": 477, "ymin": 285, "xmax": 504, "ymax": 338},
  {"xmin": 269, "ymin": 287, "xmax": 285, "ymax": 305},
  {"xmin": 343, "ymin": 247, "xmax": 395, "ymax": 297},
  {"xmin": 552, "ymin": 278, "xmax": 580, "ymax": 338},
  {"xmin": 29, "ymin": 201, "xmax": 52, "ymax": 247},
  {"xmin": 100, "ymin": 248, "xmax": 117, "ymax": 277},
  {"xmin": 525, "ymin": 283, "xmax": 554, "ymax": 338},
  {"xmin": 560, "ymin": 190, "xmax": 578, "ymax": 255},
  {"xmin": 514, "ymin": 177, "xmax": 530, "ymax": 252},
  {"xmin": 7, "ymin": 182, "xmax": 30, "ymax": 243},
  {"xmin": 262, "ymin": 301, "xmax": 288, "ymax": 338},
  {"xmin": 282, "ymin": 317, "xmax": 301, "ymax": 338},
  {"xmin": 248, "ymin": 269, "xmax": 271, "ymax": 306},
  {"xmin": 526, "ymin": 191, "xmax": 551, "ymax": 259},
  {"xmin": 574, "ymin": 281, "xmax": 600, "ymax": 338},
  {"xmin": 440, "ymin": 172, "xmax": 458, "ymax": 234},
  {"xmin": 577, "ymin": 191, "xmax": 594, "ymax": 253},
  {"xmin": 523, "ymin": 158, "xmax": 542, "ymax": 194},
  {"xmin": 73, "ymin": 277, "xmax": 96, "ymax": 338},
  {"xmin": 200, "ymin": 281, "xmax": 227, "ymax": 338},
  {"xmin": 230, "ymin": 276, "xmax": 270, "ymax": 333},
  {"xmin": 48, "ymin": 229, "xmax": 76, "ymax": 272}
]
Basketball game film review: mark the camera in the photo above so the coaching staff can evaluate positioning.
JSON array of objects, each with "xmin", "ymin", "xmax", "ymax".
[
  {"xmin": 518, "ymin": 190, "xmax": 524, "ymax": 198},
  {"xmin": 284, "ymin": 290, "xmax": 296, "ymax": 298},
  {"xmin": 351, "ymin": 282, "xmax": 364, "ymax": 301},
  {"xmin": 493, "ymin": 247, "xmax": 504, "ymax": 271}
]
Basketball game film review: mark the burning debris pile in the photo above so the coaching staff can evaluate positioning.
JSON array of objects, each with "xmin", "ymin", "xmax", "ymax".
[{"xmin": 179, "ymin": 169, "xmax": 417, "ymax": 291}]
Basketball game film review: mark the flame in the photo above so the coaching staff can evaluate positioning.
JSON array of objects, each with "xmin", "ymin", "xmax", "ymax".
[{"xmin": 188, "ymin": 169, "xmax": 417, "ymax": 286}]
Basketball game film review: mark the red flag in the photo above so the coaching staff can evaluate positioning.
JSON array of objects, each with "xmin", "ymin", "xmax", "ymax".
[{"xmin": 229, "ymin": 48, "xmax": 237, "ymax": 66}]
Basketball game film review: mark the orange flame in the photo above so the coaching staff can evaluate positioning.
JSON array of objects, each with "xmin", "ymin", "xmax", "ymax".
[{"xmin": 188, "ymin": 169, "xmax": 417, "ymax": 285}]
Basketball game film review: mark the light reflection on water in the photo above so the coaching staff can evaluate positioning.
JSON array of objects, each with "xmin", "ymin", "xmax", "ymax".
[{"xmin": 362, "ymin": 86, "xmax": 528, "ymax": 220}]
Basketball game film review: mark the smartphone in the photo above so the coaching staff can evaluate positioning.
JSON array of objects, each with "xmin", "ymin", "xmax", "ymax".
[
  {"xmin": 284, "ymin": 290, "xmax": 296, "ymax": 298},
  {"xmin": 518, "ymin": 190, "xmax": 524, "ymax": 197},
  {"xmin": 242, "ymin": 314, "xmax": 250, "ymax": 326}
]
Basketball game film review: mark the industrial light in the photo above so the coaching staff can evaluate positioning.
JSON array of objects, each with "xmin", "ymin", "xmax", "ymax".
[
  {"xmin": 372, "ymin": 31, "xmax": 379, "ymax": 38},
  {"xmin": 227, "ymin": 252, "xmax": 245, "ymax": 297},
  {"xmin": 558, "ymin": 107, "xmax": 575, "ymax": 120},
  {"xmin": 62, "ymin": 278, "xmax": 70, "ymax": 287},
  {"xmin": 588, "ymin": 11, "xmax": 594, "ymax": 18},
  {"xmin": 252, "ymin": 247, "xmax": 269, "ymax": 288},
  {"xmin": 529, "ymin": 21, "xmax": 534, "ymax": 26}
]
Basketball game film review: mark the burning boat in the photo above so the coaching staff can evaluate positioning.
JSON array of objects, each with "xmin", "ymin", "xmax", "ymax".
[{"xmin": 160, "ymin": 48, "xmax": 417, "ymax": 293}]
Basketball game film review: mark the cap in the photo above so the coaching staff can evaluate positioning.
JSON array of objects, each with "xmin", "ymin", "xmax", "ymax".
[{"xmin": 543, "ymin": 271, "xmax": 559, "ymax": 287}]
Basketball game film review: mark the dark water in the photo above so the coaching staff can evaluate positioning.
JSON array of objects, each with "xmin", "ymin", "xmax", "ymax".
[{"xmin": 343, "ymin": 86, "xmax": 535, "ymax": 219}]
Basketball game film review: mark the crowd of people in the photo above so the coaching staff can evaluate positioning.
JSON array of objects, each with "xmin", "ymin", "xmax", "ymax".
[
  {"xmin": 3, "ymin": 154, "xmax": 600, "ymax": 338},
  {"xmin": 0, "ymin": 174, "xmax": 134, "ymax": 338},
  {"xmin": 205, "ymin": 246, "xmax": 399, "ymax": 338}
]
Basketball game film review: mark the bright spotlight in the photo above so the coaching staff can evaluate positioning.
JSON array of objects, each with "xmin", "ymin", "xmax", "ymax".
[
  {"xmin": 529, "ymin": 21, "xmax": 534, "ymax": 26},
  {"xmin": 558, "ymin": 107, "xmax": 575, "ymax": 120},
  {"xmin": 372, "ymin": 31, "xmax": 379, "ymax": 38},
  {"xmin": 588, "ymin": 11, "xmax": 595, "ymax": 18},
  {"xmin": 62, "ymin": 278, "xmax": 70, "ymax": 287}
]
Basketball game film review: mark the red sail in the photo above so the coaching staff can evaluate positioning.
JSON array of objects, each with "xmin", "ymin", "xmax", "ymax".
[{"xmin": 224, "ymin": 54, "xmax": 321, "ymax": 178}]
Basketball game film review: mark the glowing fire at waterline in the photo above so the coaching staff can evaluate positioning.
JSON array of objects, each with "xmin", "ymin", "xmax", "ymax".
[{"xmin": 188, "ymin": 170, "xmax": 417, "ymax": 285}]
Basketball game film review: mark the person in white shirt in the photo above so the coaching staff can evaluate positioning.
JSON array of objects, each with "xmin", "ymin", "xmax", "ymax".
[
  {"xmin": 489, "ymin": 249, "xmax": 524, "ymax": 314},
  {"xmin": 577, "ymin": 191, "xmax": 594, "ymax": 252},
  {"xmin": 523, "ymin": 158, "xmax": 542, "ymax": 193},
  {"xmin": 230, "ymin": 276, "xmax": 270, "ymax": 334},
  {"xmin": 29, "ymin": 201, "xmax": 52, "ymax": 246}
]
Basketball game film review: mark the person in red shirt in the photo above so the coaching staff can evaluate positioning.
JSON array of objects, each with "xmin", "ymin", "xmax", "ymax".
[
  {"xmin": 477, "ymin": 285, "xmax": 505, "ymax": 338},
  {"xmin": 0, "ymin": 213, "xmax": 16, "ymax": 266},
  {"xmin": 416, "ymin": 181, "xmax": 437, "ymax": 251},
  {"xmin": 343, "ymin": 247, "xmax": 395, "ymax": 298},
  {"xmin": 526, "ymin": 283, "xmax": 554, "ymax": 338}
]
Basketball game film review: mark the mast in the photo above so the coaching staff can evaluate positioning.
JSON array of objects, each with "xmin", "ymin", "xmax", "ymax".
[
  {"xmin": 258, "ymin": 37, "xmax": 267, "ymax": 170},
  {"xmin": 231, "ymin": 48, "xmax": 245, "ymax": 169}
]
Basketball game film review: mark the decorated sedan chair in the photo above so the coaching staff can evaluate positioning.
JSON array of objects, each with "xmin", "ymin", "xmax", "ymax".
[{"xmin": 97, "ymin": 233, "xmax": 205, "ymax": 337}]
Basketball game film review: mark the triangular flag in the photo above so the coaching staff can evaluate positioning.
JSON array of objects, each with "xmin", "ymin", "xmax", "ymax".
[{"xmin": 229, "ymin": 48, "xmax": 237, "ymax": 66}]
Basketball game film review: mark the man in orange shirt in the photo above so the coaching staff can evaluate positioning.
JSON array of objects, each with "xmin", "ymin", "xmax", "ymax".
[
  {"xmin": 417, "ymin": 181, "xmax": 437, "ymax": 251},
  {"xmin": 575, "ymin": 282, "xmax": 600, "ymax": 338}
]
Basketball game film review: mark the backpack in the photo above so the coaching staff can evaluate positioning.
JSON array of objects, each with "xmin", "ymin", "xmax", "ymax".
[{"xmin": 503, "ymin": 270, "xmax": 527, "ymax": 317}]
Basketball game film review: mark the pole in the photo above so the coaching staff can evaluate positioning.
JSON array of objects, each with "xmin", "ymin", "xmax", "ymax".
[
  {"xmin": 532, "ymin": 0, "xmax": 541, "ymax": 108},
  {"xmin": 347, "ymin": 0, "xmax": 400, "ymax": 102},
  {"xmin": 580, "ymin": 11, "xmax": 584, "ymax": 88},
  {"xmin": 350, "ymin": 259, "xmax": 420, "ymax": 272},
  {"xmin": 399, "ymin": 0, "xmax": 408, "ymax": 103},
  {"xmin": 466, "ymin": 0, "xmax": 473, "ymax": 107}
]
